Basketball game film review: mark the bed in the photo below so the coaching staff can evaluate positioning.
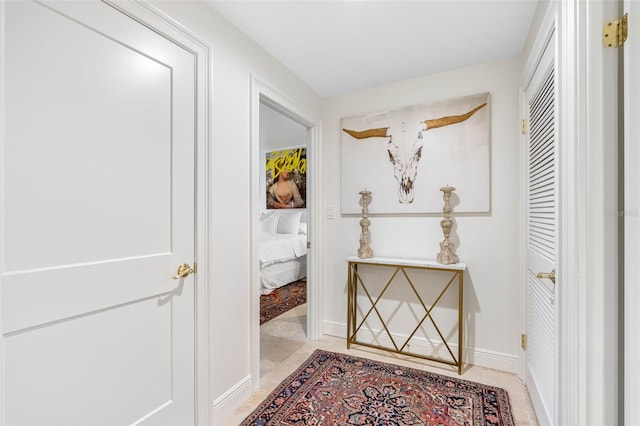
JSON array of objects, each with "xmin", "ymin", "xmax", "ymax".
[{"xmin": 259, "ymin": 210, "xmax": 307, "ymax": 295}]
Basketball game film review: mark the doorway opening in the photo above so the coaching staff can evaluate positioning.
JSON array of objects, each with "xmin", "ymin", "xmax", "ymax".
[{"xmin": 249, "ymin": 78, "xmax": 321, "ymax": 389}]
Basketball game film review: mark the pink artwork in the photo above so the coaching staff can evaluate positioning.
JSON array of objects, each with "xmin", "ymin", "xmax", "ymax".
[{"xmin": 265, "ymin": 147, "xmax": 307, "ymax": 209}]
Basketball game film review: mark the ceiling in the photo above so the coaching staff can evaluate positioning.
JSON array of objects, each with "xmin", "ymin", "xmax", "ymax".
[
  {"xmin": 260, "ymin": 102, "xmax": 307, "ymax": 150},
  {"xmin": 205, "ymin": 0, "xmax": 539, "ymax": 98}
]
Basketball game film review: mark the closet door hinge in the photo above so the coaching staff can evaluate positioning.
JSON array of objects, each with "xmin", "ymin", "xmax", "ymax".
[
  {"xmin": 307, "ymin": 241, "xmax": 311, "ymax": 249},
  {"xmin": 521, "ymin": 119, "xmax": 527, "ymax": 135},
  {"xmin": 603, "ymin": 13, "xmax": 628, "ymax": 48},
  {"xmin": 521, "ymin": 334, "xmax": 528, "ymax": 350}
]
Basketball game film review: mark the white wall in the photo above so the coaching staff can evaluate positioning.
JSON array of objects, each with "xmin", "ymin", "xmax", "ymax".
[
  {"xmin": 148, "ymin": 1, "xmax": 322, "ymax": 420},
  {"xmin": 322, "ymin": 57, "xmax": 523, "ymax": 372}
]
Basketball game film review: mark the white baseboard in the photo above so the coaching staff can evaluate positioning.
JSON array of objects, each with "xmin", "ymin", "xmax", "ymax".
[
  {"xmin": 323, "ymin": 320, "xmax": 520, "ymax": 374},
  {"xmin": 212, "ymin": 374, "xmax": 252, "ymax": 422}
]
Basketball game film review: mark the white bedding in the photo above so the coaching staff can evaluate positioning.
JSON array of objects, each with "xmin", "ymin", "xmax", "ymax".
[
  {"xmin": 259, "ymin": 210, "xmax": 308, "ymax": 295},
  {"xmin": 260, "ymin": 256, "xmax": 307, "ymax": 295},
  {"xmin": 260, "ymin": 232, "xmax": 307, "ymax": 295},
  {"xmin": 260, "ymin": 232, "xmax": 307, "ymax": 266}
]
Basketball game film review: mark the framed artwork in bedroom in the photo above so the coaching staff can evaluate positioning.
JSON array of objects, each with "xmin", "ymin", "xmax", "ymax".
[
  {"xmin": 266, "ymin": 146, "xmax": 307, "ymax": 209},
  {"xmin": 340, "ymin": 92, "xmax": 491, "ymax": 214}
]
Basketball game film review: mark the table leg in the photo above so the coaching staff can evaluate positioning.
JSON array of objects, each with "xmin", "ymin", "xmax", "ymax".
[
  {"xmin": 347, "ymin": 263, "xmax": 352, "ymax": 349},
  {"xmin": 458, "ymin": 270, "xmax": 463, "ymax": 375}
]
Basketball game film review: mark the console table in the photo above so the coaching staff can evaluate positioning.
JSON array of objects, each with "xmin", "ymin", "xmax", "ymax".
[{"xmin": 346, "ymin": 256, "xmax": 466, "ymax": 374}]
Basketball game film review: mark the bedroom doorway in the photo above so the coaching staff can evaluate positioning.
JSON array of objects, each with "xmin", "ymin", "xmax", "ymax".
[
  {"xmin": 249, "ymin": 78, "xmax": 321, "ymax": 390},
  {"xmin": 259, "ymin": 101, "xmax": 308, "ymax": 295},
  {"xmin": 258, "ymin": 100, "xmax": 309, "ymax": 375}
]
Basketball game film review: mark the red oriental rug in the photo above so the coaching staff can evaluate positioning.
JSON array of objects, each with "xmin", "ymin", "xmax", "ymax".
[
  {"xmin": 241, "ymin": 349, "xmax": 515, "ymax": 426},
  {"xmin": 260, "ymin": 278, "xmax": 306, "ymax": 325}
]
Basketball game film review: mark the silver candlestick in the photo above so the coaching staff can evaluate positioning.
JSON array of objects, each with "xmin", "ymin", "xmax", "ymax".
[
  {"xmin": 357, "ymin": 189, "xmax": 373, "ymax": 259},
  {"xmin": 437, "ymin": 185, "xmax": 459, "ymax": 264}
]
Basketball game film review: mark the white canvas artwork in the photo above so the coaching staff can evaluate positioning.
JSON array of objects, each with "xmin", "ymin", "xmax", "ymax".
[{"xmin": 340, "ymin": 92, "xmax": 491, "ymax": 214}]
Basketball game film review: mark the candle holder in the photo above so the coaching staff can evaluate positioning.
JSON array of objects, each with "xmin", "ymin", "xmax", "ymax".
[
  {"xmin": 357, "ymin": 189, "xmax": 373, "ymax": 259},
  {"xmin": 437, "ymin": 186, "xmax": 459, "ymax": 264}
]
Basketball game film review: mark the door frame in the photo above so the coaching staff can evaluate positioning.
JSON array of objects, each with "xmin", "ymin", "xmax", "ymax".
[
  {"xmin": 624, "ymin": 1, "xmax": 639, "ymax": 423},
  {"xmin": 249, "ymin": 76, "xmax": 322, "ymax": 389},
  {"xmin": 557, "ymin": 0, "xmax": 621, "ymax": 424},
  {"xmin": 580, "ymin": 1, "xmax": 621, "ymax": 422},
  {"xmin": 0, "ymin": 1, "xmax": 213, "ymax": 424},
  {"xmin": 521, "ymin": 1, "xmax": 622, "ymax": 424}
]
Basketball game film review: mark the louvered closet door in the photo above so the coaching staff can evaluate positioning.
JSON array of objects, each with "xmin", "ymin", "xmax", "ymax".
[{"xmin": 524, "ymin": 32, "xmax": 557, "ymax": 426}]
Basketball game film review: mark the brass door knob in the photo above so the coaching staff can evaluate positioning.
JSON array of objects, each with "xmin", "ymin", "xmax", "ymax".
[
  {"xmin": 536, "ymin": 268, "xmax": 556, "ymax": 284},
  {"xmin": 172, "ymin": 263, "xmax": 194, "ymax": 280}
]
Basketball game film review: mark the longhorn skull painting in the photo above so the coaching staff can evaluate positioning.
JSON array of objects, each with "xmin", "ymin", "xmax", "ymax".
[{"xmin": 340, "ymin": 93, "xmax": 490, "ymax": 214}]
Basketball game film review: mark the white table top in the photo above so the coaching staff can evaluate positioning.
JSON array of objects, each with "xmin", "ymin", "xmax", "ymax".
[{"xmin": 346, "ymin": 255, "xmax": 466, "ymax": 271}]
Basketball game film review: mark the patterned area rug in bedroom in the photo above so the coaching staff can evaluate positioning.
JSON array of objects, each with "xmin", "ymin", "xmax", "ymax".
[
  {"xmin": 260, "ymin": 278, "xmax": 306, "ymax": 325},
  {"xmin": 241, "ymin": 349, "xmax": 515, "ymax": 426}
]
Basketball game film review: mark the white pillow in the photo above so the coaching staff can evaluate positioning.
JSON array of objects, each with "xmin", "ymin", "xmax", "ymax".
[
  {"xmin": 277, "ymin": 211, "xmax": 302, "ymax": 234},
  {"xmin": 260, "ymin": 212, "xmax": 279, "ymax": 233},
  {"xmin": 298, "ymin": 222, "xmax": 308, "ymax": 235}
]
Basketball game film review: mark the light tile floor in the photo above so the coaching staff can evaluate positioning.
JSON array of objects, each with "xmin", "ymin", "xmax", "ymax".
[{"xmin": 222, "ymin": 304, "xmax": 539, "ymax": 425}]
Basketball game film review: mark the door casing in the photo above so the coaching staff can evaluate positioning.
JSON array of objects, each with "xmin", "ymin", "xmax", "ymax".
[{"xmin": 624, "ymin": 2, "xmax": 639, "ymax": 424}]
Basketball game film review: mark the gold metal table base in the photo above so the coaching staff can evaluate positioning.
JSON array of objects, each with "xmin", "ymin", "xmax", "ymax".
[{"xmin": 346, "ymin": 256, "xmax": 466, "ymax": 375}]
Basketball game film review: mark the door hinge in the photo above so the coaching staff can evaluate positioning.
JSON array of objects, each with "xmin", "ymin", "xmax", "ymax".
[
  {"xmin": 521, "ymin": 334, "xmax": 528, "ymax": 350},
  {"xmin": 521, "ymin": 119, "xmax": 527, "ymax": 135},
  {"xmin": 603, "ymin": 13, "xmax": 628, "ymax": 48},
  {"xmin": 307, "ymin": 241, "xmax": 311, "ymax": 249}
]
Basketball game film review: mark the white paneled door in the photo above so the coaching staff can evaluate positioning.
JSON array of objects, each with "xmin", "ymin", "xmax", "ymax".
[
  {"xmin": 1, "ymin": 1, "xmax": 197, "ymax": 424},
  {"xmin": 524, "ymin": 31, "xmax": 557, "ymax": 426}
]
